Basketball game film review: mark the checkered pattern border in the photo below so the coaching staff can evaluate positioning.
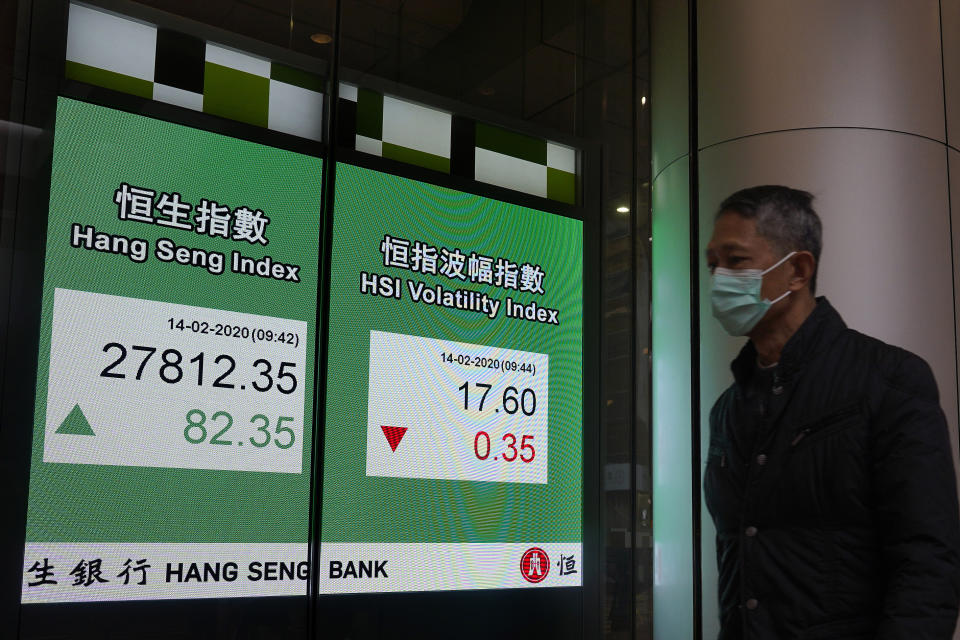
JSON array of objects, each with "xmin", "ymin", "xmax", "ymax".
[{"xmin": 65, "ymin": 3, "xmax": 577, "ymax": 204}]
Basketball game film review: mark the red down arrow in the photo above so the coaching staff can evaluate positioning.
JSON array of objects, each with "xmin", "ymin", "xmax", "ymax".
[{"xmin": 380, "ymin": 425, "xmax": 408, "ymax": 452}]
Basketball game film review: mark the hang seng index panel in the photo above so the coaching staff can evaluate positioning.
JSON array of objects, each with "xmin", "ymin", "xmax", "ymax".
[
  {"xmin": 321, "ymin": 163, "xmax": 583, "ymax": 593},
  {"xmin": 21, "ymin": 98, "xmax": 322, "ymax": 603}
]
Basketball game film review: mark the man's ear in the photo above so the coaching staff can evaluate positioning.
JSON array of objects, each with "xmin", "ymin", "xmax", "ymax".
[{"xmin": 789, "ymin": 251, "xmax": 816, "ymax": 291}]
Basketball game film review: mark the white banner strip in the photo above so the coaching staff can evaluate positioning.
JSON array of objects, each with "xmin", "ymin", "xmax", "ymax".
[{"xmin": 22, "ymin": 542, "xmax": 582, "ymax": 602}]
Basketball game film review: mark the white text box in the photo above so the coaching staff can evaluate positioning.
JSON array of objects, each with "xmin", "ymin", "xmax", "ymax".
[
  {"xmin": 44, "ymin": 289, "xmax": 308, "ymax": 473},
  {"xmin": 366, "ymin": 331, "xmax": 548, "ymax": 484}
]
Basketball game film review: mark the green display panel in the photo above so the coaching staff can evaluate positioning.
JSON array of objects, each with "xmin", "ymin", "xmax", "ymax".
[
  {"xmin": 21, "ymin": 98, "xmax": 322, "ymax": 602},
  {"xmin": 20, "ymin": 97, "xmax": 583, "ymax": 602},
  {"xmin": 320, "ymin": 163, "xmax": 583, "ymax": 592}
]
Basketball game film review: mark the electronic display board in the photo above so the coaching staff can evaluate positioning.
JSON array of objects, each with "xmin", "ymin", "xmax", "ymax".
[
  {"xmin": 21, "ymin": 98, "xmax": 583, "ymax": 604},
  {"xmin": 21, "ymin": 98, "xmax": 322, "ymax": 602},
  {"xmin": 319, "ymin": 163, "xmax": 583, "ymax": 592}
]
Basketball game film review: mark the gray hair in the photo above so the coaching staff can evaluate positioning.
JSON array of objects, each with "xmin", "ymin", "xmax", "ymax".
[{"xmin": 717, "ymin": 185, "xmax": 822, "ymax": 293}]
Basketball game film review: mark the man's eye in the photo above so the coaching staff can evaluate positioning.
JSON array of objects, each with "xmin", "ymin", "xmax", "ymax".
[{"xmin": 707, "ymin": 263, "xmax": 717, "ymax": 274}]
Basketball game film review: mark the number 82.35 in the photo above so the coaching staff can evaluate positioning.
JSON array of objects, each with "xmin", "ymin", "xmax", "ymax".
[{"xmin": 183, "ymin": 409, "xmax": 296, "ymax": 449}]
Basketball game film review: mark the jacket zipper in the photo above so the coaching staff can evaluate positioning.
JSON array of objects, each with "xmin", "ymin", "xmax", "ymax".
[
  {"xmin": 790, "ymin": 429, "xmax": 809, "ymax": 447},
  {"xmin": 790, "ymin": 403, "xmax": 862, "ymax": 448}
]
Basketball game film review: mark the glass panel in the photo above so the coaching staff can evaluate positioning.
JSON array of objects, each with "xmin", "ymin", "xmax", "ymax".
[
  {"xmin": 648, "ymin": 1, "xmax": 694, "ymax": 637},
  {"xmin": 650, "ymin": 158, "xmax": 693, "ymax": 640},
  {"xmin": 2, "ymin": 1, "xmax": 652, "ymax": 638}
]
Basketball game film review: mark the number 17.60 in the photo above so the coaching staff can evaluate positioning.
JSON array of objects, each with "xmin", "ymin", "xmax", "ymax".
[{"xmin": 457, "ymin": 382, "xmax": 537, "ymax": 416}]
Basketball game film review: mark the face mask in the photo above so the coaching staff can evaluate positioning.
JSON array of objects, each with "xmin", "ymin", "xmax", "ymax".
[{"xmin": 710, "ymin": 251, "xmax": 796, "ymax": 336}]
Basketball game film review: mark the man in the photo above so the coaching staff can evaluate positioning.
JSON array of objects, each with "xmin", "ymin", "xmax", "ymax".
[{"xmin": 703, "ymin": 185, "xmax": 960, "ymax": 639}]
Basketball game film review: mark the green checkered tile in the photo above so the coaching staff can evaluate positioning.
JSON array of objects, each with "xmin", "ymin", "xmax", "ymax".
[
  {"xmin": 203, "ymin": 62, "xmax": 269, "ymax": 128},
  {"xmin": 270, "ymin": 62, "xmax": 323, "ymax": 93},
  {"xmin": 547, "ymin": 167, "xmax": 576, "ymax": 204},
  {"xmin": 65, "ymin": 60, "xmax": 153, "ymax": 98},
  {"xmin": 382, "ymin": 142, "xmax": 451, "ymax": 174},
  {"xmin": 356, "ymin": 89, "xmax": 384, "ymax": 140},
  {"xmin": 476, "ymin": 123, "xmax": 547, "ymax": 165}
]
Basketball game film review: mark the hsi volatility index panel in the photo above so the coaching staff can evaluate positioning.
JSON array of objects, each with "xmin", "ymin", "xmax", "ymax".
[{"xmin": 320, "ymin": 162, "xmax": 583, "ymax": 594}]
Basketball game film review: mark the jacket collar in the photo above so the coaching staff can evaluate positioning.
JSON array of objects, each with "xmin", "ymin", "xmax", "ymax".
[{"xmin": 730, "ymin": 297, "xmax": 847, "ymax": 388}]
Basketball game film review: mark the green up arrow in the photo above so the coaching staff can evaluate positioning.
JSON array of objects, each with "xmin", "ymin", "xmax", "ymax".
[{"xmin": 55, "ymin": 404, "xmax": 96, "ymax": 436}]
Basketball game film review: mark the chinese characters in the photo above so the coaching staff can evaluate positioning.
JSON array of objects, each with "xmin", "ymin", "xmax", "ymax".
[
  {"xmin": 380, "ymin": 234, "xmax": 547, "ymax": 295},
  {"xmin": 115, "ymin": 183, "xmax": 270, "ymax": 245},
  {"xmin": 26, "ymin": 557, "xmax": 152, "ymax": 590}
]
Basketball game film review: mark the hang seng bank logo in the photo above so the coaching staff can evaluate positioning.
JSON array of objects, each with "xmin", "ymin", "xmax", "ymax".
[{"xmin": 520, "ymin": 547, "xmax": 549, "ymax": 583}]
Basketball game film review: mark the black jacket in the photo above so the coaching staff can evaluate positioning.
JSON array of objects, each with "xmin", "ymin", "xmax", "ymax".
[{"xmin": 705, "ymin": 298, "xmax": 960, "ymax": 639}]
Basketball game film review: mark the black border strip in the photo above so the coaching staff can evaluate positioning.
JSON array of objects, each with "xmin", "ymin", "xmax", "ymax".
[
  {"xmin": 688, "ymin": 2, "xmax": 703, "ymax": 640},
  {"xmin": 629, "ymin": 0, "xmax": 639, "ymax": 636},
  {"xmin": 578, "ymin": 5, "xmax": 601, "ymax": 639},
  {"xmin": 307, "ymin": 0, "xmax": 341, "ymax": 633},
  {"xmin": 580, "ymin": 145, "xmax": 600, "ymax": 638},
  {"xmin": 5, "ymin": 0, "xmax": 68, "ymax": 632}
]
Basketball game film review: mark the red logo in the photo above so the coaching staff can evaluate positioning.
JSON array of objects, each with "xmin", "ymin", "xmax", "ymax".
[{"xmin": 520, "ymin": 547, "xmax": 550, "ymax": 583}]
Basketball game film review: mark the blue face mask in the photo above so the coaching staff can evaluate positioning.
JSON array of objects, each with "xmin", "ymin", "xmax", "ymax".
[{"xmin": 710, "ymin": 251, "xmax": 796, "ymax": 336}]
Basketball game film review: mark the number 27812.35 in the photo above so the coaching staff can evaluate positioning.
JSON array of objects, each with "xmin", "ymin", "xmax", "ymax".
[{"xmin": 99, "ymin": 343, "xmax": 297, "ymax": 395}]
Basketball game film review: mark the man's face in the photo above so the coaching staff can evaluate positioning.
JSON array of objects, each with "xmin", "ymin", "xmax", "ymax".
[{"xmin": 706, "ymin": 212, "xmax": 794, "ymax": 318}]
